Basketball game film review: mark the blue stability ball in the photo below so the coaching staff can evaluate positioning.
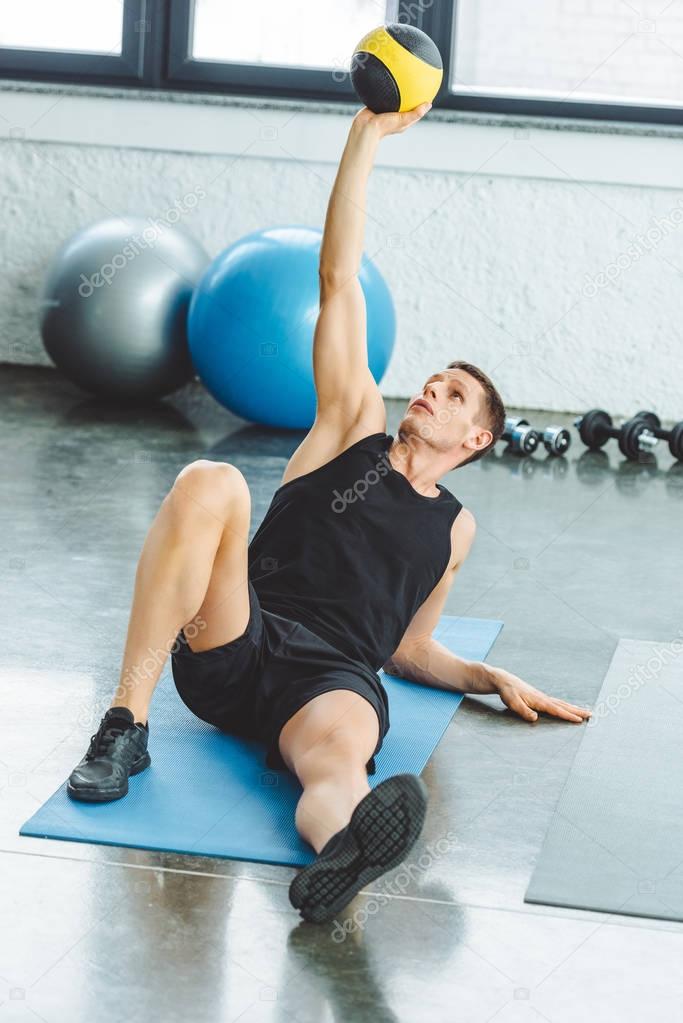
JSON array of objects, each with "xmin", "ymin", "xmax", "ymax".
[{"xmin": 188, "ymin": 226, "xmax": 396, "ymax": 429}]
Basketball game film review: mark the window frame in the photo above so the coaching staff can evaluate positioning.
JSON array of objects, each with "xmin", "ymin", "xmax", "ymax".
[
  {"xmin": 0, "ymin": 0, "xmax": 680, "ymax": 127},
  {"xmin": 166, "ymin": 0, "xmax": 365, "ymax": 101},
  {"xmin": 0, "ymin": 0, "xmax": 148, "ymax": 85},
  {"xmin": 421, "ymin": 0, "xmax": 683, "ymax": 127}
]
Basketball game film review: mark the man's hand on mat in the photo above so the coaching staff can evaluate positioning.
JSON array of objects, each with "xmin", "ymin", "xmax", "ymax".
[
  {"xmin": 491, "ymin": 669, "xmax": 592, "ymax": 724},
  {"xmin": 353, "ymin": 103, "xmax": 432, "ymax": 139}
]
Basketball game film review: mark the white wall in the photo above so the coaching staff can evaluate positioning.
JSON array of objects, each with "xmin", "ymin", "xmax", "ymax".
[{"xmin": 1, "ymin": 84, "xmax": 682, "ymax": 418}]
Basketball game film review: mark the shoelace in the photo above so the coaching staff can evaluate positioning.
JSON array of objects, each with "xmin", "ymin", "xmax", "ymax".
[{"xmin": 86, "ymin": 724, "xmax": 130, "ymax": 761}]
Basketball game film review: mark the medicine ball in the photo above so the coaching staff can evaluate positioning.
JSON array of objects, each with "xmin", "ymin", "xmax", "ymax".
[{"xmin": 351, "ymin": 23, "xmax": 443, "ymax": 113}]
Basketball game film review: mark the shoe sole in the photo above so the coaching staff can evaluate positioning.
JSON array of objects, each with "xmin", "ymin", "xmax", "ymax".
[
  {"xmin": 66, "ymin": 751, "xmax": 151, "ymax": 803},
  {"xmin": 289, "ymin": 773, "xmax": 428, "ymax": 924}
]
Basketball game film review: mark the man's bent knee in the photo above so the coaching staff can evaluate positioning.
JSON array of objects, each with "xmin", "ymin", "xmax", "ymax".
[{"xmin": 169, "ymin": 460, "xmax": 250, "ymax": 524}]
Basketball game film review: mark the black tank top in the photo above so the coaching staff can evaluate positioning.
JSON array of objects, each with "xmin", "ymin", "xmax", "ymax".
[{"xmin": 248, "ymin": 432, "xmax": 463, "ymax": 672}]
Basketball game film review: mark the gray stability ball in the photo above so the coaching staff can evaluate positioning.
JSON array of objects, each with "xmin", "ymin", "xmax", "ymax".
[{"xmin": 40, "ymin": 216, "xmax": 209, "ymax": 401}]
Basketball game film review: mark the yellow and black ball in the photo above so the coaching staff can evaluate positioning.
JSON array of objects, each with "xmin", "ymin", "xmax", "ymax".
[{"xmin": 351, "ymin": 23, "xmax": 443, "ymax": 113}]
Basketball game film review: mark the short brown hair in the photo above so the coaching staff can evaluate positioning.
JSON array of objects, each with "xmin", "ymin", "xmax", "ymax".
[{"xmin": 447, "ymin": 360, "xmax": 506, "ymax": 466}]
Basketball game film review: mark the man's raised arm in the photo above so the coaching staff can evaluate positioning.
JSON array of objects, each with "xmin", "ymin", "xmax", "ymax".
[
  {"xmin": 315, "ymin": 116, "xmax": 379, "ymax": 428},
  {"xmin": 282, "ymin": 104, "xmax": 430, "ymax": 485},
  {"xmin": 316, "ymin": 105, "xmax": 432, "ymax": 424}
]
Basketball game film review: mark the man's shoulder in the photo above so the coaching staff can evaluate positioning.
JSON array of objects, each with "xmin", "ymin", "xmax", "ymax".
[
  {"xmin": 280, "ymin": 419, "xmax": 389, "ymax": 490},
  {"xmin": 448, "ymin": 507, "xmax": 476, "ymax": 566},
  {"xmin": 455, "ymin": 506, "xmax": 476, "ymax": 532}
]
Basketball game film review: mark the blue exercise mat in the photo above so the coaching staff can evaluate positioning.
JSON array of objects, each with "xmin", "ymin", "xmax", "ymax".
[{"xmin": 20, "ymin": 615, "xmax": 502, "ymax": 867}]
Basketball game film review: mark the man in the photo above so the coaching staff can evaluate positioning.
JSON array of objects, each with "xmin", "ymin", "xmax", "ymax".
[{"xmin": 68, "ymin": 102, "xmax": 591, "ymax": 924}]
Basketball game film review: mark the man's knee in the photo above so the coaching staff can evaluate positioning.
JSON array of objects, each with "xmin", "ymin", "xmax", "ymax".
[
  {"xmin": 169, "ymin": 460, "xmax": 250, "ymax": 524},
  {"xmin": 294, "ymin": 728, "xmax": 368, "ymax": 781},
  {"xmin": 291, "ymin": 723, "xmax": 375, "ymax": 783}
]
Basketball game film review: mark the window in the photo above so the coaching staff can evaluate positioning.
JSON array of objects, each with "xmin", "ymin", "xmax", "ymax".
[
  {"xmin": 190, "ymin": 0, "xmax": 398, "ymax": 70},
  {"xmin": 167, "ymin": 0, "xmax": 398, "ymax": 99},
  {"xmin": 0, "ymin": 0, "xmax": 123, "ymax": 54},
  {"xmin": 452, "ymin": 0, "xmax": 683, "ymax": 110},
  {"xmin": 0, "ymin": 0, "xmax": 144, "ymax": 82},
  {"xmin": 0, "ymin": 0, "xmax": 678, "ymax": 124}
]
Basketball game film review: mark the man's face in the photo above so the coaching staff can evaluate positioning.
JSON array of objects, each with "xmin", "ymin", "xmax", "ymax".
[{"xmin": 398, "ymin": 368, "xmax": 487, "ymax": 462}]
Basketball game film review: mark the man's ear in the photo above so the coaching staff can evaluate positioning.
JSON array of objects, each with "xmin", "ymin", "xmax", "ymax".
[{"xmin": 463, "ymin": 426, "xmax": 493, "ymax": 455}]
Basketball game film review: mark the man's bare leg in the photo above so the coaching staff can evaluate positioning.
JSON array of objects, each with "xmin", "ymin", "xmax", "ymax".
[
  {"xmin": 278, "ymin": 691, "xmax": 378, "ymax": 851},
  {"xmin": 279, "ymin": 691, "xmax": 428, "ymax": 923},
  {"xmin": 109, "ymin": 459, "xmax": 251, "ymax": 723}
]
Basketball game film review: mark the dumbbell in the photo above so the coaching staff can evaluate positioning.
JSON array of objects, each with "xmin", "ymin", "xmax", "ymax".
[
  {"xmin": 503, "ymin": 417, "xmax": 571, "ymax": 456},
  {"xmin": 632, "ymin": 411, "xmax": 683, "ymax": 461},
  {"xmin": 538, "ymin": 425, "xmax": 571, "ymax": 456},
  {"xmin": 574, "ymin": 409, "xmax": 659, "ymax": 461},
  {"xmin": 502, "ymin": 417, "xmax": 539, "ymax": 455}
]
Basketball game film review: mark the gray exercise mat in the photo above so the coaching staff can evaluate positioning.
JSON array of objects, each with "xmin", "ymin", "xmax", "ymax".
[{"xmin": 525, "ymin": 638, "xmax": 683, "ymax": 922}]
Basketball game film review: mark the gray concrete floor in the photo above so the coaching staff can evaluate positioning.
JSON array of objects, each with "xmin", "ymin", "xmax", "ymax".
[{"xmin": 2, "ymin": 364, "xmax": 682, "ymax": 1022}]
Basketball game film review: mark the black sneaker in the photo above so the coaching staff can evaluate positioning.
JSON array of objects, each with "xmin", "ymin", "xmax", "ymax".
[
  {"xmin": 67, "ymin": 706, "xmax": 151, "ymax": 803},
  {"xmin": 289, "ymin": 773, "xmax": 428, "ymax": 924}
]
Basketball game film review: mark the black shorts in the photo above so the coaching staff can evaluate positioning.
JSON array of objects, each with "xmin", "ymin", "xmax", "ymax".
[{"xmin": 171, "ymin": 582, "xmax": 390, "ymax": 774}]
